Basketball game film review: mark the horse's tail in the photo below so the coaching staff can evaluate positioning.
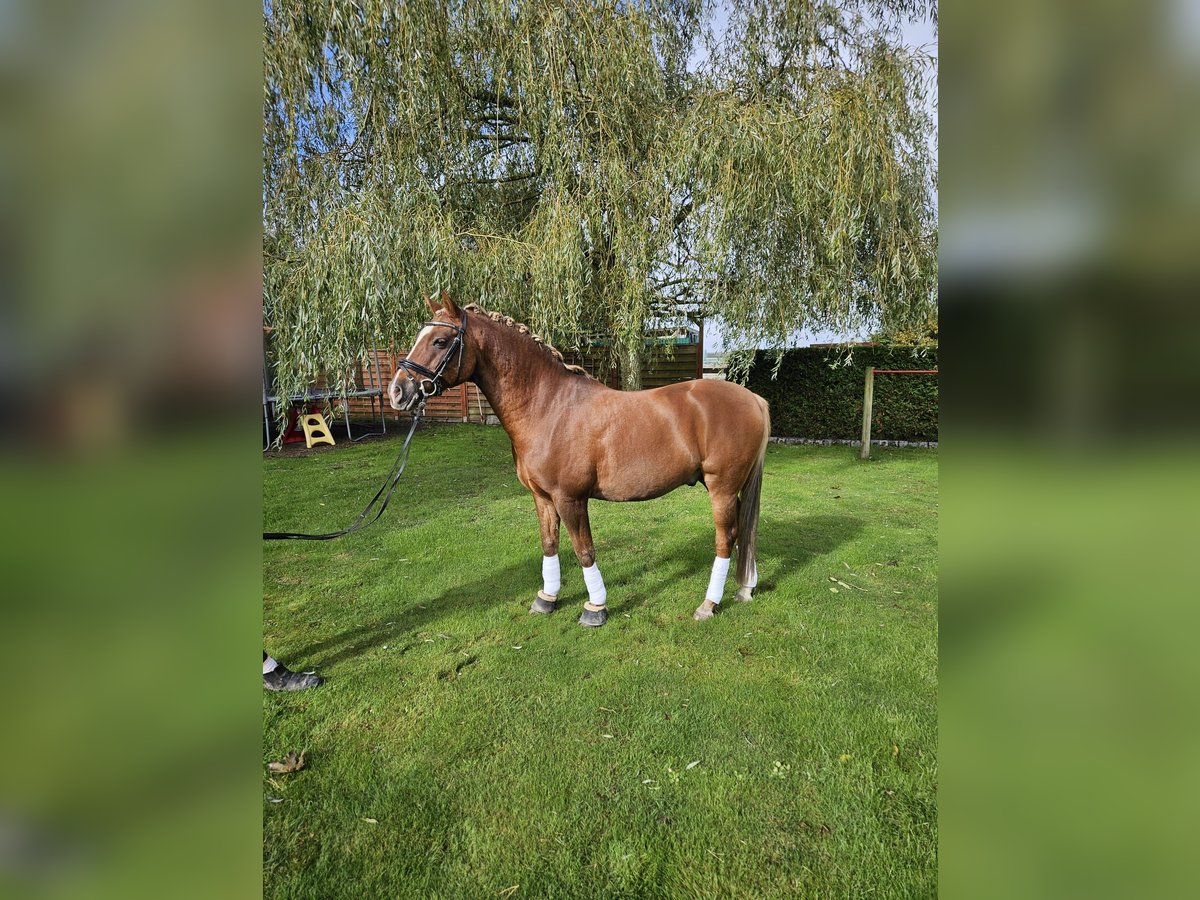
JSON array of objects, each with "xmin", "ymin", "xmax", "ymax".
[{"xmin": 736, "ymin": 396, "xmax": 770, "ymax": 587}]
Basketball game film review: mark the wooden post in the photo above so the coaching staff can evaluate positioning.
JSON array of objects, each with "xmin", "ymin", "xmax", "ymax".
[
  {"xmin": 460, "ymin": 383, "xmax": 468, "ymax": 422},
  {"xmin": 859, "ymin": 367, "xmax": 875, "ymax": 459}
]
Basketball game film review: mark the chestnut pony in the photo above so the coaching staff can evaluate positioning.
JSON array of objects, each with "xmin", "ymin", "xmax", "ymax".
[{"xmin": 389, "ymin": 292, "xmax": 770, "ymax": 626}]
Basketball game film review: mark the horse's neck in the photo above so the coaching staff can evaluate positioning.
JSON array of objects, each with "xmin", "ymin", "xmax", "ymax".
[{"xmin": 470, "ymin": 323, "xmax": 576, "ymax": 430}]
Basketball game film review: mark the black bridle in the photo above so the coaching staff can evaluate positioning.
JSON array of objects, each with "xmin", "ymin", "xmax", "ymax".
[{"xmin": 393, "ymin": 312, "xmax": 469, "ymax": 410}]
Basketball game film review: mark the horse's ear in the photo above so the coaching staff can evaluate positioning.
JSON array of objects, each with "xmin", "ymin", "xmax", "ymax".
[
  {"xmin": 424, "ymin": 293, "xmax": 440, "ymax": 315},
  {"xmin": 439, "ymin": 290, "xmax": 460, "ymax": 318}
]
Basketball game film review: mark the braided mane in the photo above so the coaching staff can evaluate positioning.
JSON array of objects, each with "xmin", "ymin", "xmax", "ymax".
[{"xmin": 463, "ymin": 304, "xmax": 591, "ymax": 377}]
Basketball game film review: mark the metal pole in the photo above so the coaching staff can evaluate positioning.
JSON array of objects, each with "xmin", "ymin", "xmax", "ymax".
[
  {"xmin": 263, "ymin": 394, "xmax": 271, "ymax": 452},
  {"xmin": 374, "ymin": 350, "xmax": 387, "ymax": 434},
  {"xmin": 263, "ymin": 356, "xmax": 273, "ymax": 451}
]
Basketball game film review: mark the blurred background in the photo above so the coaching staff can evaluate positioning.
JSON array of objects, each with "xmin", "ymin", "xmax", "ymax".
[
  {"xmin": 942, "ymin": 0, "xmax": 1200, "ymax": 897},
  {"xmin": 1, "ymin": 0, "xmax": 1198, "ymax": 897},
  {"xmin": 0, "ymin": 1, "xmax": 261, "ymax": 898}
]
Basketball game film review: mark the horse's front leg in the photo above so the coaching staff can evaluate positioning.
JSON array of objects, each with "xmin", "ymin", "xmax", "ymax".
[
  {"xmin": 557, "ymin": 497, "xmax": 606, "ymax": 627},
  {"xmin": 530, "ymin": 493, "xmax": 561, "ymax": 615}
]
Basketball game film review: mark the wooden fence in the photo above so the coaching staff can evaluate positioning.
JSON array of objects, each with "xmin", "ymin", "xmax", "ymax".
[
  {"xmin": 343, "ymin": 349, "xmax": 496, "ymax": 425},
  {"xmin": 345, "ymin": 343, "xmax": 701, "ymax": 426}
]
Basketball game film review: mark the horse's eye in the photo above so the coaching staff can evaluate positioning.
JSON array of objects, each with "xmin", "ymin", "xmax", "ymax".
[{"xmin": 433, "ymin": 338, "xmax": 447, "ymax": 348}]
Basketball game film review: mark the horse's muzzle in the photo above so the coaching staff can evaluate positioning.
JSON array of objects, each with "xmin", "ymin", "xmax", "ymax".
[{"xmin": 388, "ymin": 373, "xmax": 412, "ymax": 411}]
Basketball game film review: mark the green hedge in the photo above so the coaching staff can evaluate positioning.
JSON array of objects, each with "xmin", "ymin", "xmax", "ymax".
[{"xmin": 745, "ymin": 346, "xmax": 938, "ymax": 442}]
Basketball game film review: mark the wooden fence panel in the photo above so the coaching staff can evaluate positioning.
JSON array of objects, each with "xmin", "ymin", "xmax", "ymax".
[
  {"xmin": 343, "ymin": 343, "xmax": 699, "ymax": 426},
  {"xmin": 344, "ymin": 349, "xmax": 496, "ymax": 425},
  {"xmin": 643, "ymin": 345, "xmax": 700, "ymax": 389}
]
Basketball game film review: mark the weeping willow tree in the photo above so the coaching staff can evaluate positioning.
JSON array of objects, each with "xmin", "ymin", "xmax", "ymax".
[{"xmin": 264, "ymin": 0, "xmax": 936, "ymax": 403}]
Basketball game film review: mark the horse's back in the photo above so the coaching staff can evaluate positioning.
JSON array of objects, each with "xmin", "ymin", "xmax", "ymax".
[
  {"xmin": 647, "ymin": 378, "xmax": 767, "ymax": 431},
  {"xmin": 651, "ymin": 377, "xmax": 761, "ymax": 404}
]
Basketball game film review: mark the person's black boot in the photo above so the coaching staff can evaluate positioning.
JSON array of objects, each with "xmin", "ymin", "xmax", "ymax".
[{"xmin": 263, "ymin": 664, "xmax": 323, "ymax": 692}]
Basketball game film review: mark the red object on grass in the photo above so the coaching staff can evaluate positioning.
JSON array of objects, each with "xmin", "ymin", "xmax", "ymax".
[{"xmin": 282, "ymin": 403, "xmax": 325, "ymax": 443}]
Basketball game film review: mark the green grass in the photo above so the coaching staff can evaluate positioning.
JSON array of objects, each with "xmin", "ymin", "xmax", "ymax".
[{"xmin": 264, "ymin": 426, "xmax": 938, "ymax": 899}]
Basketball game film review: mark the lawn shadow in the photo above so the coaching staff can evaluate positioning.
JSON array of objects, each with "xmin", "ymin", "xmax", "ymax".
[
  {"xmin": 756, "ymin": 513, "xmax": 865, "ymax": 590},
  {"xmin": 605, "ymin": 512, "xmax": 865, "ymax": 600},
  {"xmin": 283, "ymin": 514, "xmax": 863, "ymax": 669},
  {"xmin": 288, "ymin": 559, "xmax": 531, "ymax": 670},
  {"xmin": 559, "ymin": 511, "xmax": 866, "ymax": 613}
]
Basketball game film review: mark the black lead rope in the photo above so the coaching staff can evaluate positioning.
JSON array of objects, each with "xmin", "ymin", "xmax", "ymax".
[
  {"xmin": 263, "ymin": 410, "xmax": 423, "ymax": 541},
  {"xmin": 265, "ymin": 311, "xmax": 466, "ymax": 542}
]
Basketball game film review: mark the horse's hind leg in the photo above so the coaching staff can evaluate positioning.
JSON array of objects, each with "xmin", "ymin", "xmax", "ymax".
[
  {"xmin": 530, "ymin": 492, "xmax": 561, "ymax": 614},
  {"xmin": 557, "ymin": 497, "xmax": 607, "ymax": 627},
  {"xmin": 694, "ymin": 490, "xmax": 737, "ymax": 621}
]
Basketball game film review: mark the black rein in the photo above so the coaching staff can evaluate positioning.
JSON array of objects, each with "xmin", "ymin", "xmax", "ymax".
[{"xmin": 262, "ymin": 311, "xmax": 469, "ymax": 542}]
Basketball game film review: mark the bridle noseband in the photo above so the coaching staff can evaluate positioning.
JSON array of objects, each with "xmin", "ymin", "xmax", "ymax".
[{"xmin": 395, "ymin": 312, "xmax": 469, "ymax": 409}]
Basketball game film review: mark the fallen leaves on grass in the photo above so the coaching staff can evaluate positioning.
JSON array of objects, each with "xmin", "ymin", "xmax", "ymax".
[
  {"xmin": 267, "ymin": 751, "xmax": 307, "ymax": 774},
  {"xmin": 362, "ymin": 817, "xmax": 378, "ymax": 824},
  {"xmin": 686, "ymin": 760, "xmax": 701, "ymax": 770}
]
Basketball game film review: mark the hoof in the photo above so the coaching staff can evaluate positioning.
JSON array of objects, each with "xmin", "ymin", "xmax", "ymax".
[
  {"xmin": 693, "ymin": 600, "xmax": 718, "ymax": 621},
  {"xmin": 734, "ymin": 586, "xmax": 754, "ymax": 603},
  {"xmin": 530, "ymin": 591, "xmax": 557, "ymax": 614},
  {"xmin": 578, "ymin": 604, "xmax": 607, "ymax": 627}
]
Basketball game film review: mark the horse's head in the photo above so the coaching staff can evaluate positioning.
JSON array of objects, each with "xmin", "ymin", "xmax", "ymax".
[{"xmin": 389, "ymin": 290, "xmax": 474, "ymax": 412}]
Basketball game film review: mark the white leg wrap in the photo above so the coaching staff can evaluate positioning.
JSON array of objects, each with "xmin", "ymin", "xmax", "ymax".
[
  {"xmin": 706, "ymin": 556, "xmax": 731, "ymax": 603},
  {"xmin": 747, "ymin": 561, "xmax": 758, "ymax": 589},
  {"xmin": 581, "ymin": 563, "xmax": 606, "ymax": 607},
  {"xmin": 542, "ymin": 554, "xmax": 561, "ymax": 596},
  {"xmin": 263, "ymin": 655, "xmax": 279, "ymax": 674}
]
